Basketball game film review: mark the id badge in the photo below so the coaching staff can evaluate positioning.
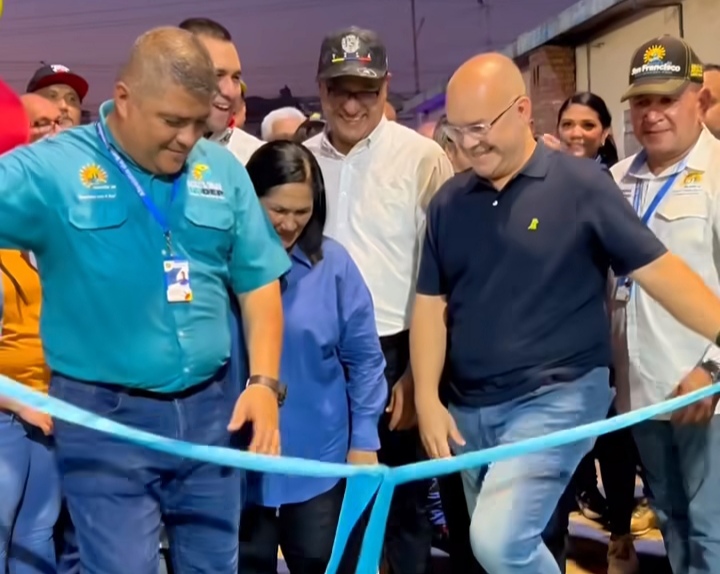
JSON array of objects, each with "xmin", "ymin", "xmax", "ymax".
[
  {"xmin": 163, "ymin": 259, "xmax": 193, "ymax": 303},
  {"xmin": 614, "ymin": 278, "xmax": 632, "ymax": 303}
]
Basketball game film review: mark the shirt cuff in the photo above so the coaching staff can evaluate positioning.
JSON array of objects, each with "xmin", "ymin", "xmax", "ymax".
[
  {"xmin": 701, "ymin": 345, "xmax": 720, "ymax": 364},
  {"xmin": 349, "ymin": 415, "xmax": 381, "ymax": 451}
]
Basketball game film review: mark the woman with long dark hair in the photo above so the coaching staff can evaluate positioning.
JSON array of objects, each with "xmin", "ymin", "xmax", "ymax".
[
  {"xmin": 553, "ymin": 92, "xmax": 641, "ymax": 574},
  {"xmin": 238, "ymin": 140, "xmax": 387, "ymax": 574}
]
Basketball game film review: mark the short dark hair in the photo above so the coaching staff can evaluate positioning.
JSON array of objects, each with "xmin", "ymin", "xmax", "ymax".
[
  {"xmin": 178, "ymin": 18, "xmax": 232, "ymax": 41},
  {"xmin": 705, "ymin": 64, "xmax": 720, "ymax": 72},
  {"xmin": 245, "ymin": 141, "xmax": 326, "ymax": 264}
]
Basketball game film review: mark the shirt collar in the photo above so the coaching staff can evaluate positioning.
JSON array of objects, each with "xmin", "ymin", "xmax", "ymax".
[
  {"xmin": 319, "ymin": 116, "xmax": 388, "ymax": 158},
  {"xmin": 626, "ymin": 127, "xmax": 715, "ymax": 179},
  {"xmin": 469, "ymin": 140, "xmax": 549, "ymax": 192},
  {"xmin": 289, "ymin": 244, "xmax": 313, "ymax": 269},
  {"xmin": 97, "ymin": 100, "xmax": 146, "ymax": 171}
]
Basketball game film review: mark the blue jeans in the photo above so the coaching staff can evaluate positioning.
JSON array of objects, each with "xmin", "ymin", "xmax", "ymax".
[
  {"xmin": 0, "ymin": 411, "xmax": 61, "ymax": 574},
  {"xmin": 633, "ymin": 418, "xmax": 720, "ymax": 574},
  {"xmin": 49, "ymin": 366, "xmax": 242, "ymax": 574},
  {"xmin": 449, "ymin": 367, "xmax": 612, "ymax": 574}
]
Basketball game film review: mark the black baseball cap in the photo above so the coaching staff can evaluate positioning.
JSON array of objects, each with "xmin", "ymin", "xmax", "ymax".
[
  {"xmin": 26, "ymin": 64, "xmax": 89, "ymax": 102},
  {"xmin": 317, "ymin": 26, "xmax": 388, "ymax": 81},
  {"xmin": 621, "ymin": 35, "xmax": 704, "ymax": 102}
]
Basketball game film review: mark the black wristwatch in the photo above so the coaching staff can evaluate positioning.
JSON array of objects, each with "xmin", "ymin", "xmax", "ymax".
[
  {"xmin": 699, "ymin": 360, "xmax": 720, "ymax": 383},
  {"xmin": 246, "ymin": 375, "xmax": 287, "ymax": 406}
]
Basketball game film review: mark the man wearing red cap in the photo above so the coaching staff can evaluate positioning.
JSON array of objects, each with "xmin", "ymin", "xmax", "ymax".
[{"xmin": 26, "ymin": 64, "xmax": 89, "ymax": 128}]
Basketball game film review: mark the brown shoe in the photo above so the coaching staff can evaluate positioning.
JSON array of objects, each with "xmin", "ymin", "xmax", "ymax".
[{"xmin": 608, "ymin": 533, "xmax": 640, "ymax": 574}]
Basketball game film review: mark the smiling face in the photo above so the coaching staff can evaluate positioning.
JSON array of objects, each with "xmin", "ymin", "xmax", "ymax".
[
  {"xmin": 629, "ymin": 85, "xmax": 706, "ymax": 169},
  {"xmin": 197, "ymin": 35, "xmax": 243, "ymax": 133},
  {"xmin": 557, "ymin": 103, "xmax": 609, "ymax": 159},
  {"xmin": 320, "ymin": 76, "xmax": 387, "ymax": 154}
]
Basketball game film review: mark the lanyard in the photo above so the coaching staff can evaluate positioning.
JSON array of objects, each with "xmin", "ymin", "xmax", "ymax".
[
  {"xmin": 631, "ymin": 156, "xmax": 688, "ymax": 225},
  {"xmin": 95, "ymin": 122, "xmax": 181, "ymax": 254}
]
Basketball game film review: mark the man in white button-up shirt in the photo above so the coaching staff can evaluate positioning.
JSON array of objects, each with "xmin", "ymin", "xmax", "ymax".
[
  {"xmin": 611, "ymin": 36, "xmax": 720, "ymax": 574},
  {"xmin": 304, "ymin": 26, "xmax": 453, "ymax": 574}
]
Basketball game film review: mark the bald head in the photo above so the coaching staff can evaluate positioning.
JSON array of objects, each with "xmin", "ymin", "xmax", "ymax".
[
  {"xmin": 21, "ymin": 93, "xmax": 63, "ymax": 142},
  {"xmin": 119, "ymin": 26, "xmax": 217, "ymax": 101},
  {"xmin": 444, "ymin": 52, "xmax": 535, "ymax": 187},
  {"xmin": 447, "ymin": 53, "xmax": 526, "ymax": 124}
]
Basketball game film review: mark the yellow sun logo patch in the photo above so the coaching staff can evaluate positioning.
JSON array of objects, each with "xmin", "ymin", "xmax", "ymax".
[
  {"xmin": 79, "ymin": 164, "xmax": 108, "ymax": 188},
  {"xmin": 191, "ymin": 163, "xmax": 209, "ymax": 181},
  {"xmin": 643, "ymin": 45, "xmax": 666, "ymax": 64}
]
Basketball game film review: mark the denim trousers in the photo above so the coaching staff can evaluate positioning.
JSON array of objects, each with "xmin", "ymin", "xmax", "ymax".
[
  {"xmin": 633, "ymin": 417, "xmax": 720, "ymax": 574},
  {"xmin": 49, "ymin": 366, "xmax": 242, "ymax": 574},
  {"xmin": 0, "ymin": 411, "xmax": 61, "ymax": 574},
  {"xmin": 449, "ymin": 367, "xmax": 612, "ymax": 574}
]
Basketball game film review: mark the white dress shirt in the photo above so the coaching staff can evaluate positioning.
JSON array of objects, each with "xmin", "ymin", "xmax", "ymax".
[
  {"xmin": 209, "ymin": 127, "xmax": 263, "ymax": 165},
  {"xmin": 305, "ymin": 118, "xmax": 454, "ymax": 336},
  {"xmin": 610, "ymin": 128, "xmax": 720, "ymax": 414}
]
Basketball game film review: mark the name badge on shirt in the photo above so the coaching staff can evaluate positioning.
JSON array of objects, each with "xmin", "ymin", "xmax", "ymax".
[
  {"xmin": 164, "ymin": 259, "xmax": 193, "ymax": 303},
  {"xmin": 614, "ymin": 277, "xmax": 632, "ymax": 303}
]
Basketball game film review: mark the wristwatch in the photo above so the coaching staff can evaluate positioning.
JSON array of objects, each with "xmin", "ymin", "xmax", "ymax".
[
  {"xmin": 699, "ymin": 360, "xmax": 720, "ymax": 383},
  {"xmin": 246, "ymin": 375, "xmax": 287, "ymax": 406}
]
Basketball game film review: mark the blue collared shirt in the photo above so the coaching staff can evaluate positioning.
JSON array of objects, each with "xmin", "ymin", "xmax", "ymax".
[
  {"xmin": 0, "ymin": 101, "xmax": 290, "ymax": 392},
  {"xmin": 251, "ymin": 239, "xmax": 387, "ymax": 507}
]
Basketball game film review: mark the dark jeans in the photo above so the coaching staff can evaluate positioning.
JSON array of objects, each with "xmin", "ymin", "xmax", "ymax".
[
  {"xmin": 239, "ymin": 481, "xmax": 359, "ymax": 574},
  {"xmin": 573, "ymin": 407, "xmax": 637, "ymax": 535},
  {"xmin": 377, "ymin": 331, "xmax": 434, "ymax": 574},
  {"xmin": 49, "ymin": 366, "xmax": 242, "ymax": 574},
  {"xmin": 54, "ymin": 503, "xmax": 80, "ymax": 574}
]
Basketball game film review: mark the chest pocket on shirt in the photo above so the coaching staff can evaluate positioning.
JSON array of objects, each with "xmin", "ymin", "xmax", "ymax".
[
  {"xmin": 183, "ymin": 198, "xmax": 234, "ymax": 256},
  {"xmin": 655, "ymin": 194, "xmax": 709, "ymax": 258},
  {"xmin": 68, "ymin": 201, "xmax": 128, "ymax": 231}
]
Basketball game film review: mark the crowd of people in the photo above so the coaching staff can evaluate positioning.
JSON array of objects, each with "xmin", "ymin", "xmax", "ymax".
[{"xmin": 0, "ymin": 14, "xmax": 719, "ymax": 574}]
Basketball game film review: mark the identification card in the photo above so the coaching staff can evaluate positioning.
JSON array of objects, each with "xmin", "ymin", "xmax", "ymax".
[
  {"xmin": 614, "ymin": 278, "xmax": 632, "ymax": 303},
  {"xmin": 163, "ymin": 259, "xmax": 193, "ymax": 303}
]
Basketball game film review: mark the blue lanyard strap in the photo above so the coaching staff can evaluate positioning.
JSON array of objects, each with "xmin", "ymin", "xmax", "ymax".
[
  {"xmin": 95, "ymin": 122, "xmax": 181, "ymax": 251},
  {"xmin": 630, "ymin": 155, "xmax": 688, "ymax": 225}
]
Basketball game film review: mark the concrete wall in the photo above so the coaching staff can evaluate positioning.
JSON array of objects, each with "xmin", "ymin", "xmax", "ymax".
[{"xmin": 574, "ymin": 0, "xmax": 720, "ymax": 157}]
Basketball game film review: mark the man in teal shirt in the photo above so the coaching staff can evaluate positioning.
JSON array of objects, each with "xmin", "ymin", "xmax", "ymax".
[{"xmin": 0, "ymin": 27, "xmax": 289, "ymax": 574}]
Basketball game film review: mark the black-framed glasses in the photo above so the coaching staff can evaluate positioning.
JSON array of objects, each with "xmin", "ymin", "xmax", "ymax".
[{"xmin": 443, "ymin": 96, "xmax": 522, "ymax": 145}]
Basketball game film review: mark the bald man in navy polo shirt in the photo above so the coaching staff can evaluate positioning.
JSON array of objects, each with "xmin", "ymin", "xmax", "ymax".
[{"xmin": 410, "ymin": 53, "xmax": 720, "ymax": 574}]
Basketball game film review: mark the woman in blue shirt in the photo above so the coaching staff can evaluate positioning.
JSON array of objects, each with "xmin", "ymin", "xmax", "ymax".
[{"xmin": 239, "ymin": 140, "xmax": 387, "ymax": 574}]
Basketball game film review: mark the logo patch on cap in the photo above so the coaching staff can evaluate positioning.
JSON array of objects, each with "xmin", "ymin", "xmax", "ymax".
[
  {"xmin": 50, "ymin": 64, "xmax": 71, "ymax": 74},
  {"xmin": 341, "ymin": 34, "xmax": 360, "ymax": 54},
  {"xmin": 632, "ymin": 44, "xmax": 681, "ymax": 77}
]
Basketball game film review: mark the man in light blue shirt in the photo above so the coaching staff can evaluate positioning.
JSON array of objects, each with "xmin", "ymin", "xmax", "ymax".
[{"xmin": 0, "ymin": 27, "xmax": 290, "ymax": 574}]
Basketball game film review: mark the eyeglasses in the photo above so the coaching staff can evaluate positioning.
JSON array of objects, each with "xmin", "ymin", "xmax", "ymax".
[
  {"xmin": 326, "ymin": 85, "xmax": 381, "ymax": 107},
  {"xmin": 443, "ymin": 96, "xmax": 522, "ymax": 145}
]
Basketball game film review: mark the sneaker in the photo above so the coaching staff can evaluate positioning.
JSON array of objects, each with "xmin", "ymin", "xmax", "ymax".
[
  {"xmin": 608, "ymin": 534, "xmax": 640, "ymax": 574},
  {"xmin": 630, "ymin": 499, "xmax": 657, "ymax": 537},
  {"xmin": 577, "ymin": 488, "xmax": 607, "ymax": 522}
]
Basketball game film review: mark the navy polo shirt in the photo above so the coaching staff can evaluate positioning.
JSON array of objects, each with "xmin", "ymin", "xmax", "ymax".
[{"xmin": 417, "ymin": 142, "xmax": 667, "ymax": 407}]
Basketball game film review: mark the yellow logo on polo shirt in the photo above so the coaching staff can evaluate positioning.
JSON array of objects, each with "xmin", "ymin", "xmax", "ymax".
[
  {"xmin": 682, "ymin": 172, "xmax": 702, "ymax": 186},
  {"xmin": 79, "ymin": 164, "xmax": 108, "ymax": 188},
  {"xmin": 644, "ymin": 45, "xmax": 666, "ymax": 64},
  {"xmin": 191, "ymin": 163, "xmax": 209, "ymax": 181},
  {"xmin": 528, "ymin": 218, "xmax": 539, "ymax": 231}
]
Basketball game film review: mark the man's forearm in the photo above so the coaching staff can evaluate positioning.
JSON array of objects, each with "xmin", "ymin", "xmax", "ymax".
[
  {"xmin": 410, "ymin": 294, "xmax": 448, "ymax": 402},
  {"xmin": 632, "ymin": 252, "xmax": 720, "ymax": 342},
  {"xmin": 237, "ymin": 280, "xmax": 284, "ymax": 380}
]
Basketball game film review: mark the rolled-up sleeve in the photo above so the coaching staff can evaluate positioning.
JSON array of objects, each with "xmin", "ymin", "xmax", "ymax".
[
  {"xmin": 228, "ymin": 164, "xmax": 291, "ymax": 294},
  {"xmin": 337, "ymin": 249, "xmax": 387, "ymax": 451},
  {"xmin": 0, "ymin": 146, "xmax": 51, "ymax": 251}
]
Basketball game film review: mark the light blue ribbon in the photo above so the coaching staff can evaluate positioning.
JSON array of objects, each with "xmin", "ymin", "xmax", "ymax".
[{"xmin": 1, "ymin": 375, "xmax": 718, "ymax": 573}]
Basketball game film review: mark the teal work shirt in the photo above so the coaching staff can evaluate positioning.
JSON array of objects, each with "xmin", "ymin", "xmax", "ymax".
[{"xmin": 0, "ymin": 101, "xmax": 290, "ymax": 392}]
